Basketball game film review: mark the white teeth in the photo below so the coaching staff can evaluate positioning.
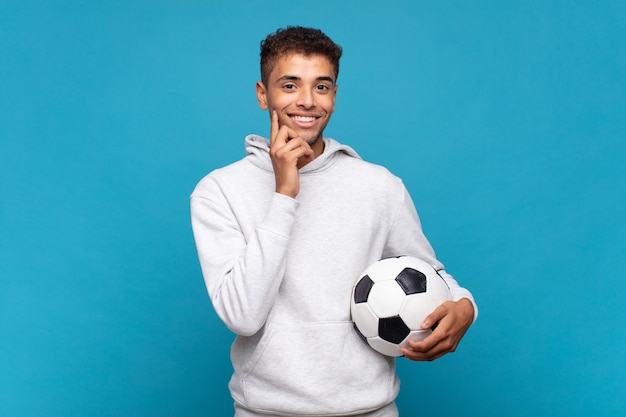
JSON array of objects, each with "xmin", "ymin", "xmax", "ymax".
[{"xmin": 292, "ymin": 115, "xmax": 316, "ymax": 122}]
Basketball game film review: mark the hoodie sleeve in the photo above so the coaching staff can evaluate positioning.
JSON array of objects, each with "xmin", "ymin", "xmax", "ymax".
[
  {"xmin": 190, "ymin": 176, "xmax": 299, "ymax": 336},
  {"xmin": 383, "ymin": 182, "xmax": 478, "ymax": 323}
]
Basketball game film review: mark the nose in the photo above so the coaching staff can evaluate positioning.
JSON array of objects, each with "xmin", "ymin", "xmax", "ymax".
[{"xmin": 296, "ymin": 87, "xmax": 315, "ymax": 109}]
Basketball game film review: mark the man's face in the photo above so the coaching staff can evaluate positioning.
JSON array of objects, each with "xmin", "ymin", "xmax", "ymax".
[{"xmin": 256, "ymin": 53, "xmax": 337, "ymax": 146}]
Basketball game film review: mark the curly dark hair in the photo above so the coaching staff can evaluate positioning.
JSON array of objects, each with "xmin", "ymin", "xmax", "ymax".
[{"xmin": 260, "ymin": 26, "xmax": 343, "ymax": 85}]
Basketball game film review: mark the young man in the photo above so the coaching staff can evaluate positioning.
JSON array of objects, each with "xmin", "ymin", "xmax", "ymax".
[{"xmin": 190, "ymin": 27, "xmax": 477, "ymax": 417}]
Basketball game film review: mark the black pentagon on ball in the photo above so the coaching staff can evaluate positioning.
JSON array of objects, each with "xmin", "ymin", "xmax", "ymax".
[
  {"xmin": 354, "ymin": 275, "xmax": 374, "ymax": 303},
  {"xmin": 395, "ymin": 268, "xmax": 427, "ymax": 295},
  {"xmin": 378, "ymin": 315, "xmax": 410, "ymax": 344}
]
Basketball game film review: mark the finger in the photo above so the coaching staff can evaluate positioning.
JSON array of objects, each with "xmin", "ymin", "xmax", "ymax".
[
  {"xmin": 401, "ymin": 348, "xmax": 429, "ymax": 362},
  {"xmin": 409, "ymin": 313, "xmax": 455, "ymax": 351},
  {"xmin": 420, "ymin": 301, "xmax": 449, "ymax": 330},
  {"xmin": 406, "ymin": 329, "xmax": 440, "ymax": 353},
  {"xmin": 402, "ymin": 347, "xmax": 448, "ymax": 362},
  {"xmin": 283, "ymin": 142, "xmax": 314, "ymax": 163},
  {"xmin": 401, "ymin": 333, "xmax": 447, "ymax": 361},
  {"xmin": 300, "ymin": 141, "xmax": 314, "ymax": 158},
  {"xmin": 270, "ymin": 110, "xmax": 299, "ymax": 146},
  {"xmin": 271, "ymin": 120, "xmax": 301, "ymax": 150},
  {"xmin": 297, "ymin": 139, "xmax": 314, "ymax": 159},
  {"xmin": 277, "ymin": 135, "xmax": 312, "ymax": 154}
]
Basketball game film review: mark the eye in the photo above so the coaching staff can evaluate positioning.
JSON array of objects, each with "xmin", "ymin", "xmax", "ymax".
[
  {"xmin": 316, "ymin": 84, "xmax": 330, "ymax": 91},
  {"xmin": 282, "ymin": 83, "xmax": 296, "ymax": 91}
]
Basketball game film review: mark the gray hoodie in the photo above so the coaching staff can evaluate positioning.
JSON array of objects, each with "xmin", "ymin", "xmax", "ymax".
[{"xmin": 190, "ymin": 135, "xmax": 477, "ymax": 416}]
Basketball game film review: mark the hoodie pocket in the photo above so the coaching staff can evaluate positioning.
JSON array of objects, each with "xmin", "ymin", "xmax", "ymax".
[{"xmin": 240, "ymin": 321, "xmax": 397, "ymax": 416}]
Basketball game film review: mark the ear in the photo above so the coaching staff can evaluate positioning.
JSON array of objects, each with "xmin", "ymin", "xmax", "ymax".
[{"xmin": 256, "ymin": 81, "xmax": 268, "ymax": 110}]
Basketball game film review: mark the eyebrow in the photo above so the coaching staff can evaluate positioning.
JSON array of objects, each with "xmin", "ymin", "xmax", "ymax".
[{"xmin": 276, "ymin": 75, "xmax": 336, "ymax": 85}]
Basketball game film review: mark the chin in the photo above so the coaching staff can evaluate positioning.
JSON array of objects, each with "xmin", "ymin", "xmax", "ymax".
[{"xmin": 304, "ymin": 134, "xmax": 323, "ymax": 145}]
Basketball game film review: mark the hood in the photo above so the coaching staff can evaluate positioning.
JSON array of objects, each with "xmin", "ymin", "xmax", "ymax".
[{"xmin": 244, "ymin": 134, "xmax": 361, "ymax": 174}]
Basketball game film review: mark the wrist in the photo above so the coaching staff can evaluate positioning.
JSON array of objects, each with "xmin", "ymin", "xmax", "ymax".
[
  {"xmin": 456, "ymin": 298, "xmax": 475, "ymax": 323},
  {"xmin": 275, "ymin": 181, "xmax": 299, "ymax": 198}
]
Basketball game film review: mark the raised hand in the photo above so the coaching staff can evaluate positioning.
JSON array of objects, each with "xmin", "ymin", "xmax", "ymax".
[{"xmin": 269, "ymin": 110, "xmax": 314, "ymax": 198}]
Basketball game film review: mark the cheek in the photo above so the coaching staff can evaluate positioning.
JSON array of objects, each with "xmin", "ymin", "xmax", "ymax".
[
  {"xmin": 324, "ymin": 94, "xmax": 336, "ymax": 111},
  {"xmin": 266, "ymin": 90, "xmax": 289, "ymax": 107}
]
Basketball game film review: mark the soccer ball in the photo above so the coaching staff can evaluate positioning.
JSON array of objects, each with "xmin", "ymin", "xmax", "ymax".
[{"xmin": 350, "ymin": 256, "xmax": 452, "ymax": 357}]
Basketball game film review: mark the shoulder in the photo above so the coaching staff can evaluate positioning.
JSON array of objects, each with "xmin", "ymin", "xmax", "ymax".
[
  {"xmin": 190, "ymin": 158, "xmax": 253, "ymax": 198},
  {"xmin": 325, "ymin": 156, "xmax": 406, "ymax": 211},
  {"xmin": 342, "ymin": 153, "xmax": 404, "ymax": 186},
  {"xmin": 328, "ymin": 138, "xmax": 401, "ymax": 180}
]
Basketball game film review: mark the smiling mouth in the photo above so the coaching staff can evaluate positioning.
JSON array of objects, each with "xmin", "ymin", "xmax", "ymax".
[{"xmin": 291, "ymin": 115, "xmax": 319, "ymax": 123}]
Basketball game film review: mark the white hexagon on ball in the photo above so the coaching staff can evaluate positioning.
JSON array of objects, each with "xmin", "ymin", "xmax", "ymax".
[
  {"xmin": 366, "ymin": 280, "xmax": 406, "ymax": 318},
  {"xmin": 350, "ymin": 302, "xmax": 379, "ymax": 338}
]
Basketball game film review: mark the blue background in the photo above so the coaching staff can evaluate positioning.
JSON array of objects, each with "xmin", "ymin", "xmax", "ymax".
[{"xmin": 2, "ymin": 1, "xmax": 624, "ymax": 416}]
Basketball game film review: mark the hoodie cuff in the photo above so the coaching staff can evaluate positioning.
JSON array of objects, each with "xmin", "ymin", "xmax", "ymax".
[{"xmin": 260, "ymin": 192, "xmax": 300, "ymax": 238}]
